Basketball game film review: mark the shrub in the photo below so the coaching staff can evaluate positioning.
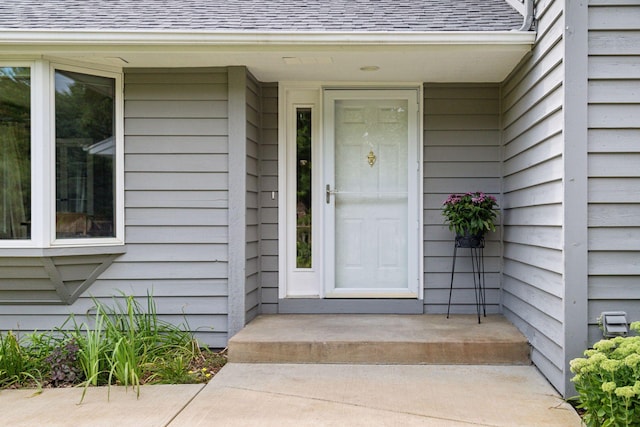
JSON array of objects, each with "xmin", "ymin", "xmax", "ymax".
[
  {"xmin": 570, "ymin": 321, "xmax": 640, "ymax": 427},
  {"xmin": 44, "ymin": 337, "xmax": 83, "ymax": 387}
]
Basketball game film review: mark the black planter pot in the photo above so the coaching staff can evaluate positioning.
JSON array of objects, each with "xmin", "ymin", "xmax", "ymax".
[{"xmin": 455, "ymin": 231, "xmax": 485, "ymax": 248}]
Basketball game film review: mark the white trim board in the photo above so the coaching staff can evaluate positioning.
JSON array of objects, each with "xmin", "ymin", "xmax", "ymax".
[{"xmin": 278, "ymin": 83, "xmax": 424, "ymax": 301}]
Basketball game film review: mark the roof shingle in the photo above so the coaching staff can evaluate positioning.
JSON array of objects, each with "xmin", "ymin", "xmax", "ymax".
[{"xmin": 0, "ymin": 0, "xmax": 523, "ymax": 32}]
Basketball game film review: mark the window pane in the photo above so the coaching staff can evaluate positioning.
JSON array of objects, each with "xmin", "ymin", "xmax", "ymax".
[
  {"xmin": 0, "ymin": 67, "xmax": 31, "ymax": 240},
  {"xmin": 55, "ymin": 70, "xmax": 115, "ymax": 238},
  {"xmin": 296, "ymin": 108, "xmax": 312, "ymax": 268}
]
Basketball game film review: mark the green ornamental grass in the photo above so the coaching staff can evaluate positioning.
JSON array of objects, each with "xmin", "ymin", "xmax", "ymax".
[
  {"xmin": 72, "ymin": 293, "xmax": 201, "ymax": 400},
  {"xmin": 0, "ymin": 331, "xmax": 50, "ymax": 388},
  {"xmin": 0, "ymin": 292, "xmax": 226, "ymax": 401},
  {"xmin": 0, "ymin": 331, "xmax": 28, "ymax": 386},
  {"xmin": 570, "ymin": 321, "xmax": 640, "ymax": 427}
]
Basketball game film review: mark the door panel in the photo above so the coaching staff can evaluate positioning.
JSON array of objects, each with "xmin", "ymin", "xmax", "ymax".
[{"xmin": 325, "ymin": 91, "xmax": 417, "ymax": 296}]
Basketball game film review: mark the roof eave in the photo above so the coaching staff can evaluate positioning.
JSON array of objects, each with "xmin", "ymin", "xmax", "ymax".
[{"xmin": 0, "ymin": 29, "xmax": 536, "ymax": 46}]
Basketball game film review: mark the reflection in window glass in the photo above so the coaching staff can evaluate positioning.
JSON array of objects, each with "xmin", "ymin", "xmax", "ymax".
[
  {"xmin": 55, "ymin": 70, "xmax": 115, "ymax": 238},
  {"xmin": 296, "ymin": 108, "xmax": 312, "ymax": 268},
  {"xmin": 0, "ymin": 67, "xmax": 31, "ymax": 240}
]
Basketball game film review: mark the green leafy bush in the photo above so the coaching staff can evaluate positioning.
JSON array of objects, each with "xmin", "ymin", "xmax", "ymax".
[
  {"xmin": 44, "ymin": 337, "xmax": 83, "ymax": 386},
  {"xmin": 570, "ymin": 321, "xmax": 640, "ymax": 427}
]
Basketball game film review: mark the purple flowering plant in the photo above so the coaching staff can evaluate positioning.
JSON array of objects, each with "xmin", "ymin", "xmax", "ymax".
[{"xmin": 442, "ymin": 192, "xmax": 499, "ymax": 236}]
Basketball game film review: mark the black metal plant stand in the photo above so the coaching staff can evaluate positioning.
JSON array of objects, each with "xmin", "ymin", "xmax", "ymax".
[{"xmin": 447, "ymin": 233, "xmax": 487, "ymax": 323}]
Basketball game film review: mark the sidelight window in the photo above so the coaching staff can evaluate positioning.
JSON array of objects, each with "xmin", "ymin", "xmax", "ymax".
[{"xmin": 296, "ymin": 108, "xmax": 312, "ymax": 268}]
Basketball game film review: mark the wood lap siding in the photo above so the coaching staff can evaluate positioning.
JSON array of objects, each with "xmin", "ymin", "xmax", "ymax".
[
  {"xmin": 0, "ymin": 68, "xmax": 231, "ymax": 346},
  {"xmin": 423, "ymin": 84, "xmax": 502, "ymax": 315},
  {"xmin": 245, "ymin": 73, "xmax": 261, "ymax": 322},
  {"xmin": 587, "ymin": 1, "xmax": 640, "ymax": 343},
  {"xmin": 116, "ymin": 68, "xmax": 230, "ymax": 347},
  {"xmin": 500, "ymin": 0, "xmax": 565, "ymax": 393},
  {"xmin": 259, "ymin": 84, "xmax": 279, "ymax": 314}
]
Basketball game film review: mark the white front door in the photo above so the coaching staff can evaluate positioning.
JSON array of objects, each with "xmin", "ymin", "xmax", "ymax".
[{"xmin": 323, "ymin": 90, "xmax": 420, "ymax": 297}]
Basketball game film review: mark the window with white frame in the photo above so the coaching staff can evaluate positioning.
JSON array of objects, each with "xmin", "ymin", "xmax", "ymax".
[
  {"xmin": 0, "ymin": 66, "xmax": 30, "ymax": 240},
  {"xmin": 0, "ymin": 61, "xmax": 123, "ymax": 247}
]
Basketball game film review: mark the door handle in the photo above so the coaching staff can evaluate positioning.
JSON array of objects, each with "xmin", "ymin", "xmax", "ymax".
[{"xmin": 326, "ymin": 185, "xmax": 341, "ymax": 204}]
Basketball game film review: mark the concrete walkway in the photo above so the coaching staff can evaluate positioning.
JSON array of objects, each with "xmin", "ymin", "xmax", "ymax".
[{"xmin": 0, "ymin": 364, "xmax": 582, "ymax": 427}]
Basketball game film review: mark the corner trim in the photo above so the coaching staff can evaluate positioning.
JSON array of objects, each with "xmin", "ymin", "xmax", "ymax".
[
  {"xmin": 562, "ymin": 0, "xmax": 589, "ymax": 398},
  {"xmin": 227, "ymin": 66, "xmax": 248, "ymax": 338}
]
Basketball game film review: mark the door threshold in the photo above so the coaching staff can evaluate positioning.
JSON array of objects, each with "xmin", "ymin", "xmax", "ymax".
[
  {"xmin": 324, "ymin": 292, "xmax": 418, "ymax": 299},
  {"xmin": 278, "ymin": 298, "xmax": 424, "ymax": 314}
]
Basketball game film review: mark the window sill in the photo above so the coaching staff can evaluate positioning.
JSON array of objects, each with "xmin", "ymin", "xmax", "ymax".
[
  {"xmin": 0, "ymin": 244, "xmax": 126, "ymax": 305},
  {"xmin": 0, "ymin": 244, "xmax": 125, "ymax": 257}
]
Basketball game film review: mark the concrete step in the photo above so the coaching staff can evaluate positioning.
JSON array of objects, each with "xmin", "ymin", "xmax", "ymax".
[{"xmin": 228, "ymin": 314, "xmax": 530, "ymax": 365}]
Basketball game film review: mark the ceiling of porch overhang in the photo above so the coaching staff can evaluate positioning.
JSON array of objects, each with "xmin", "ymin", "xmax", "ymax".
[
  {"xmin": 1, "ymin": 35, "xmax": 535, "ymax": 83},
  {"xmin": 98, "ymin": 45, "xmax": 532, "ymax": 83}
]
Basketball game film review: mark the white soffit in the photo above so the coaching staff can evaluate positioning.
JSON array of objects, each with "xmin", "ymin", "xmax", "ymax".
[{"xmin": 0, "ymin": 31, "xmax": 536, "ymax": 82}]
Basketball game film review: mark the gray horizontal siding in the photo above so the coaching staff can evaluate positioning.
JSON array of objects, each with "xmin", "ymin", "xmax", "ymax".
[
  {"xmin": 126, "ymin": 136, "xmax": 227, "ymax": 154},
  {"xmin": 117, "ymin": 67, "xmax": 230, "ymax": 346},
  {"xmin": 500, "ymin": 0, "xmax": 566, "ymax": 394},
  {"xmin": 587, "ymin": 0, "xmax": 640, "ymax": 344},
  {"xmin": 0, "ymin": 253, "xmax": 120, "ymax": 304},
  {"xmin": 0, "ymin": 68, "xmax": 231, "ymax": 348},
  {"xmin": 423, "ymin": 84, "xmax": 502, "ymax": 315},
  {"xmin": 259, "ymin": 83, "xmax": 279, "ymax": 314}
]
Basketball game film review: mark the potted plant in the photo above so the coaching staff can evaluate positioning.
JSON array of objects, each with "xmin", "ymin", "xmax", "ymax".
[{"xmin": 442, "ymin": 192, "xmax": 499, "ymax": 247}]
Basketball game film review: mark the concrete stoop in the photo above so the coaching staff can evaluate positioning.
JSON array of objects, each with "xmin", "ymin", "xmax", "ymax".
[{"xmin": 228, "ymin": 314, "xmax": 530, "ymax": 365}]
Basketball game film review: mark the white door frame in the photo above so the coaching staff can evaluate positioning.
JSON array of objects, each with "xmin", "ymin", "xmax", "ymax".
[{"xmin": 278, "ymin": 83, "xmax": 424, "ymax": 300}]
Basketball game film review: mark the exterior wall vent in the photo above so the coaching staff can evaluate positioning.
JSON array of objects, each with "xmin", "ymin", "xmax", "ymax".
[{"xmin": 601, "ymin": 312, "xmax": 629, "ymax": 338}]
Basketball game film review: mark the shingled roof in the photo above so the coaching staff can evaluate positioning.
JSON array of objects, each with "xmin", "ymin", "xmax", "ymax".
[{"xmin": 0, "ymin": 0, "xmax": 523, "ymax": 32}]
